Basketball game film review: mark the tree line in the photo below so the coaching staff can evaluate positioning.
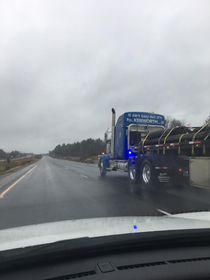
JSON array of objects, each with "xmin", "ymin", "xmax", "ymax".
[
  {"xmin": 165, "ymin": 115, "xmax": 210, "ymax": 129},
  {"xmin": 50, "ymin": 115, "xmax": 210, "ymax": 158},
  {"xmin": 0, "ymin": 149, "xmax": 34, "ymax": 159},
  {"xmin": 49, "ymin": 138, "xmax": 106, "ymax": 158},
  {"xmin": 2, "ymin": 116, "xmax": 209, "ymax": 160}
]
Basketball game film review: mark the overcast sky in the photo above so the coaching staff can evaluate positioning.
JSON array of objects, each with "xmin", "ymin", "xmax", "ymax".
[{"xmin": 0, "ymin": 0, "xmax": 209, "ymax": 153}]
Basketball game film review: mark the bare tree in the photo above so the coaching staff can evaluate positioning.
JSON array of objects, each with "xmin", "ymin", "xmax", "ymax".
[
  {"xmin": 204, "ymin": 116, "xmax": 210, "ymax": 125},
  {"xmin": 165, "ymin": 116, "xmax": 186, "ymax": 129}
]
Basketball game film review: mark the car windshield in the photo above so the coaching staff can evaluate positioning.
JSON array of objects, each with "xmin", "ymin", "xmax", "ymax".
[{"xmin": 0, "ymin": 0, "xmax": 210, "ymax": 251}]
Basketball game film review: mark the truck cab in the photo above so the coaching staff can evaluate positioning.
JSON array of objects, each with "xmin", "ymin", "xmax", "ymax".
[
  {"xmin": 108, "ymin": 110, "xmax": 165, "ymax": 158},
  {"xmin": 99, "ymin": 109, "xmax": 165, "ymax": 176},
  {"xmin": 99, "ymin": 109, "xmax": 210, "ymax": 189}
]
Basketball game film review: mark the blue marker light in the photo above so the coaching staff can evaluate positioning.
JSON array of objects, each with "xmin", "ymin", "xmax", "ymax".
[
  {"xmin": 128, "ymin": 151, "xmax": 132, "ymax": 154},
  {"xmin": 133, "ymin": 225, "xmax": 137, "ymax": 230}
]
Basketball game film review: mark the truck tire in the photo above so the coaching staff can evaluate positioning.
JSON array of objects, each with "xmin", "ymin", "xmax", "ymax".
[
  {"xmin": 140, "ymin": 160, "xmax": 155, "ymax": 189},
  {"xmin": 99, "ymin": 158, "xmax": 107, "ymax": 176},
  {"xmin": 128, "ymin": 160, "xmax": 139, "ymax": 183}
]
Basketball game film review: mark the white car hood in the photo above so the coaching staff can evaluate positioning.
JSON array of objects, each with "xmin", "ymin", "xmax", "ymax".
[{"xmin": 1, "ymin": 212, "xmax": 210, "ymax": 251}]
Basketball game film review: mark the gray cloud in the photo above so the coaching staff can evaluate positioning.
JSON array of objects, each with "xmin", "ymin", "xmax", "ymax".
[{"xmin": 0, "ymin": 0, "xmax": 209, "ymax": 153}]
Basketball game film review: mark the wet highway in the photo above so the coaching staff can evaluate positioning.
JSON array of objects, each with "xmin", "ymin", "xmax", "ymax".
[{"xmin": 0, "ymin": 156, "xmax": 210, "ymax": 230}]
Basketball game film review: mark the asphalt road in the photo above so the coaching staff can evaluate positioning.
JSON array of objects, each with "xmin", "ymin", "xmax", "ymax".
[{"xmin": 0, "ymin": 156, "xmax": 210, "ymax": 230}]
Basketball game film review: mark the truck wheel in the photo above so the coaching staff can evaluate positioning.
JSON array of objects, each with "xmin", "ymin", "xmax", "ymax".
[
  {"xmin": 99, "ymin": 159, "xmax": 107, "ymax": 176},
  {"xmin": 140, "ymin": 160, "xmax": 155, "ymax": 189},
  {"xmin": 128, "ymin": 161, "xmax": 139, "ymax": 183}
]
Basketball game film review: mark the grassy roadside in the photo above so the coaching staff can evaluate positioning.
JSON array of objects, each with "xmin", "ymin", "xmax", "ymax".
[
  {"xmin": 57, "ymin": 155, "xmax": 98, "ymax": 164},
  {"xmin": 0, "ymin": 157, "xmax": 38, "ymax": 174}
]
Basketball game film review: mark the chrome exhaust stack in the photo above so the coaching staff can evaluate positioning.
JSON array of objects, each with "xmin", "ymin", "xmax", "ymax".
[{"xmin": 111, "ymin": 108, "xmax": 115, "ymax": 158}]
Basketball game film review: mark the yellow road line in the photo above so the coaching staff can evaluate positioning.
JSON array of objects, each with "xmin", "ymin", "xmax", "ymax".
[{"xmin": 0, "ymin": 165, "xmax": 37, "ymax": 198}]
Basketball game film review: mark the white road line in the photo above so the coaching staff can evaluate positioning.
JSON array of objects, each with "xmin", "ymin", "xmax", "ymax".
[
  {"xmin": 80, "ymin": 174, "xmax": 88, "ymax": 179},
  {"xmin": 157, "ymin": 209, "xmax": 171, "ymax": 216}
]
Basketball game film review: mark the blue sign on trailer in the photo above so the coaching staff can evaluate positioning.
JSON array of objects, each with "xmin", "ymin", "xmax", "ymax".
[{"xmin": 114, "ymin": 112, "xmax": 165, "ymax": 159}]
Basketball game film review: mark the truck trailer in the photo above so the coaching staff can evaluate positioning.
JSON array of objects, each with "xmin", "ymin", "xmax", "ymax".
[{"xmin": 98, "ymin": 109, "xmax": 210, "ymax": 188}]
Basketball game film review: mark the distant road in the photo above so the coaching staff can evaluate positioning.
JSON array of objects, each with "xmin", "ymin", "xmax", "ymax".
[{"xmin": 0, "ymin": 156, "xmax": 210, "ymax": 230}]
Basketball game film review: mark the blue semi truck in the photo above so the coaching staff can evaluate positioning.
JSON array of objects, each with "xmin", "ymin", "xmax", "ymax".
[{"xmin": 98, "ymin": 109, "xmax": 210, "ymax": 188}]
